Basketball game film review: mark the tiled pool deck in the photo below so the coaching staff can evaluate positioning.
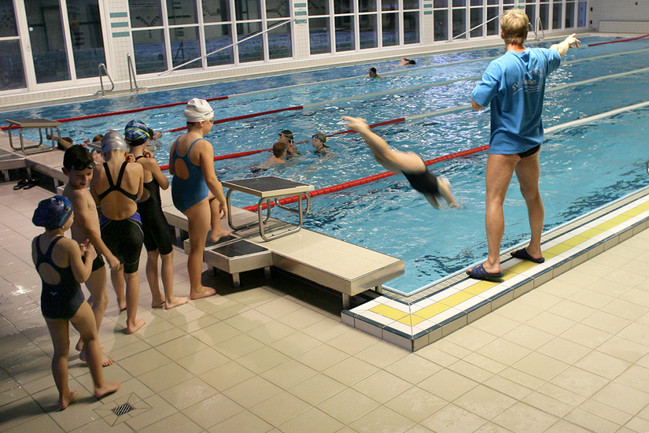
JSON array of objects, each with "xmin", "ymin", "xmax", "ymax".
[
  {"xmin": 2, "ymin": 181, "xmax": 649, "ymax": 432},
  {"xmin": 344, "ymin": 187, "xmax": 649, "ymax": 352}
]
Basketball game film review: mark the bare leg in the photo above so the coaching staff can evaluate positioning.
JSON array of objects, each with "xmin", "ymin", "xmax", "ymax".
[
  {"xmin": 483, "ymin": 153, "xmax": 519, "ymax": 274},
  {"xmin": 515, "ymin": 152, "xmax": 544, "ymax": 260},
  {"xmin": 145, "ymin": 250, "xmax": 165, "ymax": 308},
  {"xmin": 78, "ymin": 267, "xmax": 113, "ymax": 366},
  {"xmin": 44, "ymin": 317, "xmax": 78, "ymax": 410},
  {"xmin": 183, "ymin": 199, "xmax": 217, "ymax": 299},
  {"xmin": 160, "ymin": 250, "xmax": 188, "ymax": 309},
  {"xmin": 111, "ymin": 269, "xmax": 126, "ymax": 312},
  {"xmin": 208, "ymin": 194, "xmax": 230, "ymax": 243},
  {"xmin": 69, "ymin": 302, "xmax": 120, "ymax": 399},
  {"xmin": 124, "ymin": 271, "xmax": 145, "ymax": 334}
]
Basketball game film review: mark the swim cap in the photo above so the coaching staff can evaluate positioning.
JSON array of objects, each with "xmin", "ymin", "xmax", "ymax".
[
  {"xmin": 101, "ymin": 130, "xmax": 128, "ymax": 153},
  {"xmin": 32, "ymin": 195, "xmax": 73, "ymax": 230},
  {"xmin": 184, "ymin": 98, "xmax": 214, "ymax": 123},
  {"xmin": 313, "ymin": 133, "xmax": 326, "ymax": 143},
  {"xmin": 124, "ymin": 120, "xmax": 152, "ymax": 147}
]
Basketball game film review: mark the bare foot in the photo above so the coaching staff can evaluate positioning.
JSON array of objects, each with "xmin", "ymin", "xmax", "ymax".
[
  {"xmin": 76, "ymin": 340, "xmax": 104, "ymax": 353},
  {"xmin": 80, "ymin": 349, "xmax": 115, "ymax": 367},
  {"xmin": 59, "ymin": 390, "xmax": 79, "ymax": 410},
  {"xmin": 94, "ymin": 381, "xmax": 120, "ymax": 400},
  {"xmin": 165, "ymin": 296, "xmax": 189, "ymax": 309},
  {"xmin": 190, "ymin": 287, "xmax": 217, "ymax": 300},
  {"xmin": 151, "ymin": 301, "xmax": 166, "ymax": 309},
  {"xmin": 209, "ymin": 230, "xmax": 231, "ymax": 244},
  {"xmin": 125, "ymin": 318, "xmax": 145, "ymax": 334}
]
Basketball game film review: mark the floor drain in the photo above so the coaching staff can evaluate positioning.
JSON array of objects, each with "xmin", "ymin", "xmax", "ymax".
[
  {"xmin": 112, "ymin": 402, "xmax": 135, "ymax": 416},
  {"xmin": 95, "ymin": 393, "xmax": 151, "ymax": 426}
]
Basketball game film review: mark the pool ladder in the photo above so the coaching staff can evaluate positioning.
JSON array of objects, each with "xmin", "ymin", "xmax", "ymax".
[
  {"xmin": 532, "ymin": 16, "xmax": 545, "ymax": 41},
  {"xmin": 96, "ymin": 55, "xmax": 140, "ymax": 97},
  {"xmin": 96, "ymin": 63, "xmax": 114, "ymax": 97}
]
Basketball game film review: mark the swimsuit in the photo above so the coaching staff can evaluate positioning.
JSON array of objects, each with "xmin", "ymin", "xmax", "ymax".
[
  {"xmin": 402, "ymin": 157, "xmax": 441, "ymax": 197},
  {"xmin": 136, "ymin": 156, "xmax": 173, "ymax": 255},
  {"xmin": 97, "ymin": 160, "xmax": 143, "ymax": 274},
  {"xmin": 100, "ymin": 214, "xmax": 143, "ymax": 274},
  {"xmin": 171, "ymin": 138, "xmax": 209, "ymax": 212},
  {"xmin": 97, "ymin": 161, "xmax": 139, "ymax": 201},
  {"xmin": 35, "ymin": 235, "xmax": 85, "ymax": 320}
]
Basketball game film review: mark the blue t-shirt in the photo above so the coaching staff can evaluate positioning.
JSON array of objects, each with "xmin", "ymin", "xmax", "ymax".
[{"xmin": 472, "ymin": 48, "xmax": 561, "ymax": 154}]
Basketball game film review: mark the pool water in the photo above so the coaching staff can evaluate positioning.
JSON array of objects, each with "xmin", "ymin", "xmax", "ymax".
[{"xmin": 4, "ymin": 35, "xmax": 649, "ymax": 295}]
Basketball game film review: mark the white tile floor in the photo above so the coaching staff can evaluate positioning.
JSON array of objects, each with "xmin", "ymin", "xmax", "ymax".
[{"xmin": 2, "ymin": 181, "xmax": 649, "ymax": 433}]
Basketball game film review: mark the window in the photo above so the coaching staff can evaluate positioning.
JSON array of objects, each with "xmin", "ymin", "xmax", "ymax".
[
  {"xmin": 67, "ymin": 0, "xmax": 106, "ymax": 79},
  {"xmin": 0, "ymin": 1, "xmax": 25, "ymax": 89},
  {"xmin": 309, "ymin": 17, "xmax": 330, "ymax": 54},
  {"xmin": 25, "ymin": 0, "xmax": 71, "ymax": 83}
]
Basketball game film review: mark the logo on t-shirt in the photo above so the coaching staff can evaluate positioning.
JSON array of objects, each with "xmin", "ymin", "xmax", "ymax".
[{"xmin": 513, "ymin": 68, "xmax": 545, "ymax": 95}]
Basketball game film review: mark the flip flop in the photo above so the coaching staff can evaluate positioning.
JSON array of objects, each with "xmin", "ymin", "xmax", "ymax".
[
  {"xmin": 23, "ymin": 178, "xmax": 39, "ymax": 189},
  {"xmin": 466, "ymin": 264, "xmax": 503, "ymax": 282},
  {"xmin": 510, "ymin": 248, "xmax": 545, "ymax": 264},
  {"xmin": 13, "ymin": 179, "xmax": 29, "ymax": 190}
]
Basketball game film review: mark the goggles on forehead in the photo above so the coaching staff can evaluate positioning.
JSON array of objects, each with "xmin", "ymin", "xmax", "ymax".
[{"xmin": 71, "ymin": 161, "xmax": 96, "ymax": 171}]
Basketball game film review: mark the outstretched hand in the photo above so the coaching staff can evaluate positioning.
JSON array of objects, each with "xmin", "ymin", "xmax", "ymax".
[
  {"xmin": 342, "ymin": 116, "xmax": 370, "ymax": 134},
  {"xmin": 565, "ymin": 33, "xmax": 581, "ymax": 48}
]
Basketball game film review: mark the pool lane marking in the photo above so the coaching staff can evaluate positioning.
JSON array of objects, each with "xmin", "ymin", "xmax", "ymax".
[
  {"xmin": 365, "ymin": 197, "xmax": 649, "ymax": 328},
  {"xmin": 6, "ymin": 43, "xmax": 644, "ymax": 132}
]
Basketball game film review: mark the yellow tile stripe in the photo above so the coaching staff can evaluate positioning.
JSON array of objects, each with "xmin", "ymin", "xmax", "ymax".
[{"xmin": 364, "ymin": 200, "xmax": 648, "ymax": 332}]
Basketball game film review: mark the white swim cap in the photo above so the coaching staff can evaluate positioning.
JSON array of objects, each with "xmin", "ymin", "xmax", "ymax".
[
  {"xmin": 184, "ymin": 98, "xmax": 214, "ymax": 123},
  {"xmin": 101, "ymin": 130, "xmax": 128, "ymax": 153}
]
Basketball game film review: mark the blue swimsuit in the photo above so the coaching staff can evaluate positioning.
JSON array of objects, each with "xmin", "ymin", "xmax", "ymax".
[{"xmin": 171, "ymin": 138, "xmax": 210, "ymax": 212}]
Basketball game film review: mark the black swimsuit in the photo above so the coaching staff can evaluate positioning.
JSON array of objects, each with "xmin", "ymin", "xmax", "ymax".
[
  {"xmin": 36, "ymin": 235, "xmax": 85, "ymax": 320},
  {"xmin": 97, "ymin": 162, "xmax": 139, "ymax": 201},
  {"xmin": 98, "ymin": 161, "xmax": 144, "ymax": 274},
  {"xmin": 402, "ymin": 169, "xmax": 440, "ymax": 197},
  {"xmin": 136, "ymin": 156, "xmax": 173, "ymax": 255}
]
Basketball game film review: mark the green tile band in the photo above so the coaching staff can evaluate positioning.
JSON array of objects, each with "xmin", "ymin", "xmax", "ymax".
[
  {"xmin": 112, "ymin": 31, "xmax": 130, "ymax": 38},
  {"xmin": 294, "ymin": 2, "xmax": 307, "ymax": 7},
  {"xmin": 295, "ymin": 10, "xmax": 307, "ymax": 15},
  {"xmin": 295, "ymin": 19, "xmax": 307, "ymax": 24},
  {"xmin": 424, "ymin": 10, "xmax": 433, "ymax": 14},
  {"xmin": 111, "ymin": 22, "xmax": 129, "ymax": 28},
  {"xmin": 109, "ymin": 12, "xmax": 128, "ymax": 18}
]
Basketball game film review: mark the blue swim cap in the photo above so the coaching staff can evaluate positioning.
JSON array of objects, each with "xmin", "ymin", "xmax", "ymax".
[
  {"xmin": 32, "ymin": 195, "xmax": 73, "ymax": 230},
  {"xmin": 124, "ymin": 120, "xmax": 151, "ymax": 146}
]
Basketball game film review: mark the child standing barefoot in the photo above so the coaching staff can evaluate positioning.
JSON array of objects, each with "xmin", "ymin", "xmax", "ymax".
[
  {"xmin": 126, "ymin": 120, "xmax": 189, "ymax": 309},
  {"xmin": 62, "ymin": 145, "xmax": 121, "ymax": 366},
  {"xmin": 169, "ymin": 98, "xmax": 229, "ymax": 299},
  {"xmin": 32, "ymin": 196, "xmax": 120, "ymax": 410}
]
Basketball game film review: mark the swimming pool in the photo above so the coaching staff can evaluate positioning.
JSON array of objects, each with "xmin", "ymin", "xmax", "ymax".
[{"xmin": 4, "ymin": 35, "xmax": 649, "ymax": 295}]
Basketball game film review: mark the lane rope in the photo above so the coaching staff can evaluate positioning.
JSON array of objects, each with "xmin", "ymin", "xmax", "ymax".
[
  {"xmin": 242, "ymin": 99, "xmax": 649, "ymax": 212},
  {"xmin": 588, "ymin": 34, "xmax": 649, "ymax": 47}
]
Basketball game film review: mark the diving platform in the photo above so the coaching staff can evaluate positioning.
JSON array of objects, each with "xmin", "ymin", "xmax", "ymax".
[{"xmin": 160, "ymin": 187, "xmax": 404, "ymax": 307}]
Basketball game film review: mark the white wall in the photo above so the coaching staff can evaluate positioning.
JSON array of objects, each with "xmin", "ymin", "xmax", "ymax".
[{"xmin": 589, "ymin": 0, "xmax": 649, "ymax": 31}]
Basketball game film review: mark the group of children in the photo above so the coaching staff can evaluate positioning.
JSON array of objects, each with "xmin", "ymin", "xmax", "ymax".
[
  {"xmin": 31, "ymin": 114, "xmax": 203, "ymax": 409},
  {"xmin": 32, "ymin": 7, "xmax": 577, "ymax": 409}
]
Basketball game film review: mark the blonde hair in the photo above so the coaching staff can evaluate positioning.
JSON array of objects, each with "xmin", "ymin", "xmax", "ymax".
[{"xmin": 501, "ymin": 8, "xmax": 529, "ymax": 46}]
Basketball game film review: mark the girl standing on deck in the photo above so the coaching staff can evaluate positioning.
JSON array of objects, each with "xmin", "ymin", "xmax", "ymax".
[
  {"xmin": 169, "ymin": 98, "xmax": 230, "ymax": 300},
  {"xmin": 31, "ymin": 196, "xmax": 120, "ymax": 410},
  {"xmin": 125, "ymin": 120, "xmax": 189, "ymax": 310}
]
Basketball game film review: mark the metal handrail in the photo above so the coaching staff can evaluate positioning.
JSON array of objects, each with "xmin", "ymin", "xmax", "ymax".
[
  {"xmin": 127, "ymin": 54, "xmax": 139, "ymax": 93},
  {"xmin": 96, "ymin": 63, "xmax": 114, "ymax": 97},
  {"xmin": 536, "ymin": 16, "xmax": 545, "ymax": 41}
]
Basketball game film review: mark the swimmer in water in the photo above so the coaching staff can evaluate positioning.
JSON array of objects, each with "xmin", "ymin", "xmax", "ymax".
[
  {"xmin": 368, "ymin": 67, "xmax": 382, "ymax": 79},
  {"xmin": 343, "ymin": 116, "xmax": 458, "ymax": 208},
  {"xmin": 252, "ymin": 142, "xmax": 287, "ymax": 172}
]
